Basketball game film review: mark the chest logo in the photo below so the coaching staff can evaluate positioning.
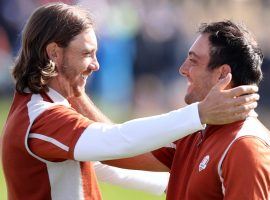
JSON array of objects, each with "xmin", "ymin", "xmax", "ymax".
[{"xmin": 199, "ymin": 155, "xmax": 210, "ymax": 172}]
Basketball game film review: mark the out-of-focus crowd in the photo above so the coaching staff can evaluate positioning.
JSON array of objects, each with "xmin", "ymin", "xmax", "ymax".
[{"xmin": 0, "ymin": 0, "xmax": 269, "ymax": 126}]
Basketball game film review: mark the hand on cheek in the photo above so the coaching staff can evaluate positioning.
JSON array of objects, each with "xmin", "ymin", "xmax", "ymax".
[{"xmin": 72, "ymin": 83, "xmax": 86, "ymax": 97}]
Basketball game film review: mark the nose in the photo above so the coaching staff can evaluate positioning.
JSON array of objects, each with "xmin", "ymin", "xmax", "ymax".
[
  {"xmin": 90, "ymin": 59, "xmax": 100, "ymax": 71},
  {"xmin": 179, "ymin": 59, "xmax": 188, "ymax": 77}
]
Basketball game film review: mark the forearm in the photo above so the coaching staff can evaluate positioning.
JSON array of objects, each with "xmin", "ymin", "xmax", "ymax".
[
  {"xmin": 69, "ymin": 78, "xmax": 260, "ymax": 127},
  {"xmin": 68, "ymin": 93, "xmax": 111, "ymax": 124},
  {"xmin": 94, "ymin": 161, "xmax": 169, "ymax": 195},
  {"xmin": 74, "ymin": 102, "xmax": 204, "ymax": 161},
  {"xmin": 102, "ymin": 153, "xmax": 169, "ymax": 172}
]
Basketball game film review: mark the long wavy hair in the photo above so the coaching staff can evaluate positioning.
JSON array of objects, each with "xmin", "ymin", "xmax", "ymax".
[{"xmin": 13, "ymin": 3, "xmax": 93, "ymax": 94}]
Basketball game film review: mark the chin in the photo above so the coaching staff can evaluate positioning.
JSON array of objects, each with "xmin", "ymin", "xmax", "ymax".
[
  {"xmin": 184, "ymin": 96, "xmax": 193, "ymax": 105},
  {"xmin": 184, "ymin": 94, "xmax": 198, "ymax": 105}
]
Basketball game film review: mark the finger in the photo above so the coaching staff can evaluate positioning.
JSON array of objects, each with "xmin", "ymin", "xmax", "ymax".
[
  {"xmin": 233, "ymin": 102, "xmax": 258, "ymax": 114},
  {"xmin": 231, "ymin": 108, "xmax": 258, "ymax": 121},
  {"xmin": 232, "ymin": 94, "xmax": 260, "ymax": 106},
  {"xmin": 231, "ymin": 112, "xmax": 250, "ymax": 122},
  {"xmin": 213, "ymin": 73, "xmax": 232, "ymax": 90},
  {"xmin": 225, "ymin": 85, "xmax": 259, "ymax": 97}
]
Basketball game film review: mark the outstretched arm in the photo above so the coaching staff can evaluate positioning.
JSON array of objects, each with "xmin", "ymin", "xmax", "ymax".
[
  {"xmin": 68, "ymin": 94, "xmax": 112, "ymax": 124},
  {"xmin": 69, "ymin": 73, "xmax": 259, "ymax": 129},
  {"xmin": 94, "ymin": 161, "xmax": 169, "ymax": 195},
  {"xmin": 68, "ymin": 73, "xmax": 259, "ymax": 167},
  {"xmin": 102, "ymin": 152, "xmax": 169, "ymax": 172}
]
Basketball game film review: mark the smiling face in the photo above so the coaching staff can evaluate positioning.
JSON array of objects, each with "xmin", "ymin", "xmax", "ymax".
[
  {"xmin": 48, "ymin": 28, "xmax": 100, "ymax": 97},
  {"xmin": 179, "ymin": 34, "xmax": 221, "ymax": 104},
  {"xmin": 60, "ymin": 28, "xmax": 99, "ymax": 90}
]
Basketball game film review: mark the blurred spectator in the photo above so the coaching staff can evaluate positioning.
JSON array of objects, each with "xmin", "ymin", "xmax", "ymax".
[
  {"xmin": 0, "ymin": 26, "xmax": 13, "ymax": 96},
  {"xmin": 134, "ymin": 0, "xmax": 185, "ymax": 83},
  {"xmin": 79, "ymin": 0, "xmax": 139, "ymax": 118},
  {"xmin": 0, "ymin": 0, "xmax": 37, "ymax": 55}
]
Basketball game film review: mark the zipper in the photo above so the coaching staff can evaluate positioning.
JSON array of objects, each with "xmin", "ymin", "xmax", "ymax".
[{"xmin": 197, "ymin": 131, "xmax": 204, "ymax": 147}]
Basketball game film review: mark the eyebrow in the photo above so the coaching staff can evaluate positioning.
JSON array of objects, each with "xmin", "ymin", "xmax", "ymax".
[
  {"xmin": 188, "ymin": 51, "xmax": 200, "ymax": 59},
  {"xmin": 81, "ymin": 47, "xmax": 98, "ymax": 53}
]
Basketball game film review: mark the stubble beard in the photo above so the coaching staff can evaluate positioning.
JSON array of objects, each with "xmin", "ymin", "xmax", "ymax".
[
  {"xmin": 60, "ymin": 62, "xmax": 83, "ymax": 97},
  {"xmin": 184, "ymin": 94, "xmax": 195, "ymax": 105},
  {"xmin": 184, "ymin": 91, "xmax": 206, "ymax": 105}
]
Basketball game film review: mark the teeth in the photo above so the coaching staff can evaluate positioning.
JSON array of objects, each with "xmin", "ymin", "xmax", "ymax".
[{"xmin": 81, "ymin": 74, "xmax": 87, "ymax": 80}]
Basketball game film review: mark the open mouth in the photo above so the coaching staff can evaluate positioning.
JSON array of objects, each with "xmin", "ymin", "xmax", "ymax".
[
  {"xmin": 80, "ymin": 74, "xmax": 88, "ymax": 80},
  {"xmin": 186, "ymin": 79, "xmax": 193, "ymax": 93},
  {"xmin": 80, "ymin": 70, "xmax": 93, "ymax": 80}
]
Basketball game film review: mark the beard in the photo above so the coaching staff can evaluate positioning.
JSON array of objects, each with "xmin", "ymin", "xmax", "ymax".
[
  {"xmin": 184, "ymin": 93, "xmax": 198, "ymax": 105},
  {"xmin": 58, "ymin": 61, "xmax": 85, "ymax": 97},
  {"xmin": 184, "ymin": 90, "xmax": 209, "ymax": 105}
]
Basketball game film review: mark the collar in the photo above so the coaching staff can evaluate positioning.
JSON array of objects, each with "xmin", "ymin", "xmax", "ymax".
[
  {"xmin": 203, "ymin": 120, "xmax": 245, "ymax": 136},
  {"xmin": 203, "ymin": 110, "xmax": 258, "ymax": 133},
  {"xmin": 46, "ymin": 87, "xmax": 70, "ymax": 107},
  {"xmin": 23, "ymin": 87, "xmax": 70, "ymax": 107},
  {"xmin": 201, "ymin": 113, "xmax": 258, "ymax": 139}
]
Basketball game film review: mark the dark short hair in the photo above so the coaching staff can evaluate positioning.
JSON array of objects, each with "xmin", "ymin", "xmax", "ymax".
[
  {"xmin": 199, "ymin": 20, "xmax": 263, "ymax": 86},
  {"xmin": 13, "ymin": 3, "xmax": 93, "ymax": 94}
]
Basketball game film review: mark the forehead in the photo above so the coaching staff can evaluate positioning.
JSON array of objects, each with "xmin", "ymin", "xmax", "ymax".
[
  {"xmin": 189, "ymin": 34, "xmax": 210, "ymax": 61},
  {"xmin": 68, "ymin": 28, "xmax": 97, "ymax": 50}
]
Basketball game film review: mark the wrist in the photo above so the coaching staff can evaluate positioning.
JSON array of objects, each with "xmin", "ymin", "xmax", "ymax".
[{"xmin": 198, "ymin": 101, "xmax": 207, "ymax": 125}]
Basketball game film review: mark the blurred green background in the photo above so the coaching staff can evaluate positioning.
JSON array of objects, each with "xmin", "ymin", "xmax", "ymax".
[
  {"xmin": 0, "ymin": 99, "xmax": 165, "ymax": 199},
  {"xmin": 0, "ymin": 99, "xmax": 10, "ymax": 199}
]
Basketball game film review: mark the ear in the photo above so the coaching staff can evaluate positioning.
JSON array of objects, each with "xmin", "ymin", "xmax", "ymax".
[
  {"xmin": 46, "ymin": 42, "xmax": 63, "ymax": 67},
  {"xmin": 218, "ymin": 64, "xmax": 231, "ymax": 80},
  {"xmin": 46, "ymin": 42, "xmax": 58, "ymax": 60}
]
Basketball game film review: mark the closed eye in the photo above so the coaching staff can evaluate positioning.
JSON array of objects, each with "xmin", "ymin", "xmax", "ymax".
[
  {"xmin": 84, "ymin": 50, "xmax": 95, "ymax": 57},
  {"xmin": 189, "ymin": 58, "xmax": 197, "ymax": 65}
]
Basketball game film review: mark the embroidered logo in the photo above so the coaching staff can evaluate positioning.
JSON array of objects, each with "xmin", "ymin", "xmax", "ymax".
[{"xmin": 199, "ymin": 155, "xmax": 210, "ymax": 172}]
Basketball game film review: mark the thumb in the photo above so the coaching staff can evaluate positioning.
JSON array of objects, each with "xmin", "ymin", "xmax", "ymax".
[{"xmin": 214, "ymin": 73, "xmax": 232, "ymax": 90}]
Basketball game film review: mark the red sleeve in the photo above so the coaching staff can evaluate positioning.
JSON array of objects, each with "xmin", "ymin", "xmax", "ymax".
[
  {"xmin": 151, "ymin": 144, "xmax": 176, "ymax": 169},
  {"xmin": 222, "ymin": 137, "xmax": 270, "ymax": 200},
  {"xmin": 28, "ymin": 105, "xmax": 93, "ymax": 161}
]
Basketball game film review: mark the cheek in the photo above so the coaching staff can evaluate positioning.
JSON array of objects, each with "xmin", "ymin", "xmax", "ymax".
[
  {"xmin": 77, "ymin": 58, "xmax": 92, "ymax": 71},
  {"xmin": 200, "ymin": 74, "xmax": 217, "ymax": 93},
  {"xmin": 191, "ymin": 71, "xmax": 212, "ymax": 90},
  {"xmin": 82, "ymin": 56, "xmax": 91, "ymax": 64},
  {"xmin": 61, "ymin": 61, "xmax": 79, "ymax": 78},
  {"xmin": 70, "ymin": 61, "xmax": 85, "ymax": 73},
  {"xmin": 189, "ymin": 66, "xmax": 199, "ymax": 78},
  {"xmin": 192, "ymin": 79, "xmax": 205, "ymax": 92}
]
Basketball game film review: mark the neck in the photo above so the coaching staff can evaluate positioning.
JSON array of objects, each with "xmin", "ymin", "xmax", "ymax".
[{"xmin": 47, "ymin": 78, "xmax": 69, "ymax": 98}]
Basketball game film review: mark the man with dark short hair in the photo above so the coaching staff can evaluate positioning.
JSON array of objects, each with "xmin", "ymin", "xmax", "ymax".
[
  {"xmin": 104, "ymin": 21, "xmax": 270, "ymax": 200},
  {"xmin": 153, "ymin": 21, "xmax": 270, "ymax": 200},
  {"xmin": 1, "ymin": 3, "xmax": 260, "ymax": 200}
]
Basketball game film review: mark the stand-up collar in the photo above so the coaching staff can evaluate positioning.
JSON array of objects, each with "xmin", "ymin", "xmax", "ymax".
[{"xmin": 46, "ymin": 88, "xmax": 70, "ymax": 107}]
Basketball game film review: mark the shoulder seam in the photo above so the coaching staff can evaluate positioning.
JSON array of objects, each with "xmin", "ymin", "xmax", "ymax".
[
  {"xmin": 24, "ymin": 94, "xmax": 71, "ymax": 163},
  {"xmin": 217, "ymin": 130, "xmax": 270, "ymax": 196}
]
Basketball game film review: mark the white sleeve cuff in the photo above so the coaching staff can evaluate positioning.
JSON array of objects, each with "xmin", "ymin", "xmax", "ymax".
[
  {"xmin": 94, "ymin": 162, "xmax": 169, "ymax": 195},
  {"xmin": 192, "ymin": 102, "xmax": 206, "ymax": 129},
  {"xmin": 74, "ymin": 102, "xmax": 204, "ymax": 161}
]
